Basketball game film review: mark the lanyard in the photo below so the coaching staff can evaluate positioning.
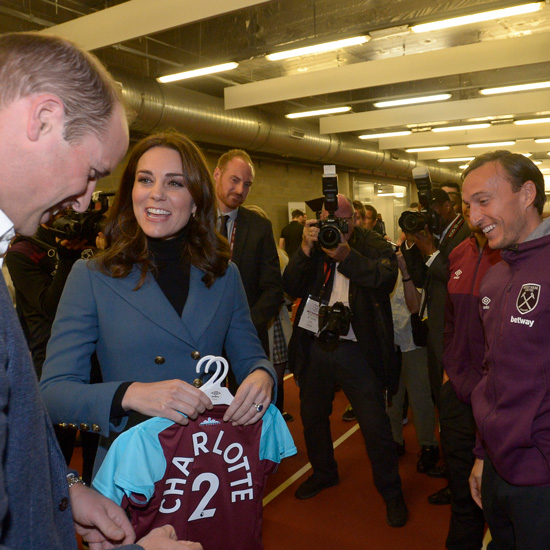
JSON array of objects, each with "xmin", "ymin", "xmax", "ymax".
[{"xmin": 318, "ymin": 261, "xmax": 334, "ymax": 304}]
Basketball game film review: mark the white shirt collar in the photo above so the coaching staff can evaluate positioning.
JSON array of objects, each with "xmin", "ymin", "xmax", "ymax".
[{"xmin": 0, "ymin": 209, "xmax": 15, "ymax": 266}]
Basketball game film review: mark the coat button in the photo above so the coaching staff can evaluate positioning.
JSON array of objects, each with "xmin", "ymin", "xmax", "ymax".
[
  {"xmin": 59, "ymin": 497, "xmax": 69, "ymax": 511},
  {"xmin": 91, "ymin": 424, "xmax": 101, "ymax": 433},
  {"xmin": 154, "ymin": 356, "xmax": 165, "ymax": 365},
  {"xmin": 79, "ymin": 423, "xmax": 89, "ymax": 432},
  {"xmin": 191, "ymin": 351, "xmax": 200, "ymax": 360}
]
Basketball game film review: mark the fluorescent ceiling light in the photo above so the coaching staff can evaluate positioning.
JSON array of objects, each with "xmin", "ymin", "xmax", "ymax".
[
  {"xmin": 534, "ymin": 160, "xmax": 542, "ymax": 165},
  {"xmin": 157, "ymin": 62, "xmax": 238, "ymax": 83},
  {"xmin": 374, "ymin": 94, "xmax": 451, "ymax": 108},
  {"xmin": 438, "ymin": 157, "xmax": 475, "ymax": 163},
  {"xmin": 286, "ymin": 106, "xmax": 351, "ymax": 119},
  {"xmin": 266, "ymin": 36, "xmax": 369, "ymax": 61},
  {"xmin": 535, "ymin": 138, "xmax": 550, "ymax": 143},
  {"xmin": 406, "ymin": 146, "xmax": 450, "ymax": 153},
  {"xmin": 459, "ymin": 164, "xmax": 470, "ymax": 169},
  {"xmin": 514, "ymin": 117, "xmax": 550, "ymax": 125},
  {"xmin": 480, "ymin": 81, "xmax": 550, "ymax": 95},
  {"xmin": 468, "ymin": 141, "xmax": 516, "ymax": 148},
  {"xmin": 521, "ymin": 153, "xmax": 532, "ymax": 157},
  {"xmin": 432, "ymin": 123, "xmax": 490, "ymax": 132},
  {"xmin": 378, "ymin": 192, "xmax": 405, "ymax": 197},
  {"xmin": 359, "ymin": 131, "xmax": 412, "ymax": 139},
  {"xmin": 410, "ymin": 2, "xmax": 544, "ymax": 33}
]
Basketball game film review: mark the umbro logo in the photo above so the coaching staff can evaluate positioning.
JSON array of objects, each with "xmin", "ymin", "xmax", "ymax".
[
  {"xmin": 482, "ymin": 296, "xmax": 491, "ymax": 310},
  {"xmin": 200, "ymin": 417, "xmax": 221, "ymax": 426},
  {"xmin": 453, "ymin": 269, "xmax": 462, "ymax": 279}
]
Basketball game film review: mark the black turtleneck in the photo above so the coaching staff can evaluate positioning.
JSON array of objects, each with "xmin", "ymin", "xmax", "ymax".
[
  {"xmin": 147, "ymin": 228, "xmax": 191, "ymax": 317},
  {"xmin": 110, "ymin": 228, "xmax": 191, "ymax": 420}
]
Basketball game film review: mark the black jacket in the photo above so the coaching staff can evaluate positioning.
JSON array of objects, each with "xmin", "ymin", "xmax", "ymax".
[
  {"xmin": 283, "ymin": 227, "xmax": 400, "ymax": 394},
  {"xmin": 231, "ymin": 206, "xmax": 284, "ymax": 352}
]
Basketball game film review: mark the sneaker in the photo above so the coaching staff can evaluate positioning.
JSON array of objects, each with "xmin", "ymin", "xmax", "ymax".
[
  {"xmin": 417, "ymin": 445, "xmax": 440, "ymax": 473},
  {"xmin": 282, "ymin": 411, "xmax": 294, "ymax": 422},
  {"xmin": 386, "ymin": 494, "xmax": 408, "ymax": 527},
  {"xmin": 294, "ymin": 474, "xmax": 339, "ymax": 500},
  {"xmin": 342, "ymin": 404, "xmax": 356, "ymax": 422}
]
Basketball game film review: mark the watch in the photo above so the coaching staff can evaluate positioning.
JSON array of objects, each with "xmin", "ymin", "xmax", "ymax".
[{"xmin": 66, "ymin": 473, "xmax": 85, "ymax": 489}]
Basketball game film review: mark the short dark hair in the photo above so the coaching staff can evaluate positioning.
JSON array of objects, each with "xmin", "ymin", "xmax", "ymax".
[
  {"xmin": 364, "ymin": 204, "xmax": 378, "ymax": 218},
  {"xmin": 462, "ymin": 150, "xmax": 546, "ymax": 215},
  {"xmin": 352, "ymin": 200, "xmax": 366, "ymax": 219},
  {"xmin": 441, "ymin": 181, "xmax": 461, "ymax": 192},
  {"xmin": 291, "ymin": 209, "xmax": 305, "ymax": 218}
]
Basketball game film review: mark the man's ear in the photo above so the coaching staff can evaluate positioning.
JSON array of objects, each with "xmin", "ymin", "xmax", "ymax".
[
  {"xmin": 213, "ymin": 166, "xmax": 221, "ymax": 183},
  {"xmin": 27, "ymin": 94, "xmax": 65, "ymax": 142},
  {"xmin": 522, "ymin": 180, "xmax": 537, "ymax": 210}
]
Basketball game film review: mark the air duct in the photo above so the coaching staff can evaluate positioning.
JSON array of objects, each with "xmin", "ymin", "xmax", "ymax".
[{"xmin": 113, "ymin": 70, "xmax": 460, "ymax": 182}]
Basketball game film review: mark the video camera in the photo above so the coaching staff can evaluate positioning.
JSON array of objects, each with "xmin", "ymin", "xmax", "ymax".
[
  {"xmin": 398, "ymin": 167, "xmax": 441, "ymax": 234},
  {"xmin": 51, "ymin": 192, "xmax": 113, "ymax": 244},
  {"xmin": 315, "ymin": 165, "xmax": 348, "ymax": 249}
]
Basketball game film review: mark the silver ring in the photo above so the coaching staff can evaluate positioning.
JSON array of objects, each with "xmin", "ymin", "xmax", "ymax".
[{"xmin": 253, "ymin": 403, "xmax": 263, "ymax": 412}]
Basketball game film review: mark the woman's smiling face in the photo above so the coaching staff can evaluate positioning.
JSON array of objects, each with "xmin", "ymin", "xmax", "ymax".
[{"xmin": 132, "ymin": 146, "xmax": 196, "ymax": 240}]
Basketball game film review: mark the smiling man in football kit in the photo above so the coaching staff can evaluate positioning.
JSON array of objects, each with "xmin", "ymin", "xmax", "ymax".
[{"xmin": 462, "ymin": 150, "xmax": 550, "ymax": 549}]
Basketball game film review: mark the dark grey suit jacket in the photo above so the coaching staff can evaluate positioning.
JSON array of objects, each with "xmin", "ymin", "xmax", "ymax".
[
  {"xmin": 1, "ymin": 274, "xmax": 145, "ymax": 549},
  {"xmin": 231, "ymin": 207, "xmax": 283, "ymax": 352}
]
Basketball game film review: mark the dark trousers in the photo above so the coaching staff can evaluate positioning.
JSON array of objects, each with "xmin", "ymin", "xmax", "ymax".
[
  {"xmin": 299, "ymin": 339, "xmax": 402, "ymax": 502},
  {"xmin": 440, "ymin": 381, "xmax": 485, "ymax": 550},
  {"xmin": 427, "ymin": 338, "xmax": 443, "ymax": 410},
  {"xmin": 482, "ymin": 458, "xmax": 550, "ymax": 550}
]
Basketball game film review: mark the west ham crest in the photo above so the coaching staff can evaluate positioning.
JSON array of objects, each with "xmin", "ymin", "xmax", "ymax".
[{"xmin": 516, "ymin": 283, "xmax": 541, "ymax": 314}]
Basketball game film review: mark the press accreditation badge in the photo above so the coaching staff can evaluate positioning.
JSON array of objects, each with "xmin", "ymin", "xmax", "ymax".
[{"xmin": 298, "ymin": 295, "xmax": 321, "ymax": 334}]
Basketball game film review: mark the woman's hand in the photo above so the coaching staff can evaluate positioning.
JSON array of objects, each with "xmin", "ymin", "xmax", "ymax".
[
  {"xmin": 223, "ymin": 369, "xmax": 274, "ymax": 426},
  {"xmin": 137, "ymin": 525, "xmax": 203, "ymax": 550},
  {"xmin": 121, "ymin": 380, "xmax": 212, "ymax": 425}
]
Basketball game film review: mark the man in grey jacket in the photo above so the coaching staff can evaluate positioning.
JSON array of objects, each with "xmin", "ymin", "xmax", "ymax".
[{"xmin": 0, "ymin": 32, "xmax": 201, "ymax": 550}]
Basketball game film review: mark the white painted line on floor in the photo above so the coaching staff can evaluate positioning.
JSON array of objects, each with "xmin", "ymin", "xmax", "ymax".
[{"xmin": 263, "ymin": 423, "xmax": 360, "ymax": 506}]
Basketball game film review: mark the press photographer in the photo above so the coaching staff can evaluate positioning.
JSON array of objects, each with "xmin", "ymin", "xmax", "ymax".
[
  {"xmin": 283, "ymin": 167, "xmax": 408, "ymax": 527},
  {"xmin": 400, "ymin": 170, "xmax": 469, "ymax": 409}
]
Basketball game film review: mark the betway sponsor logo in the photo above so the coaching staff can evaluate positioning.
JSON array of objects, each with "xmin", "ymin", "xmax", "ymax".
[{"xmin": 510, "ymin": 315, "xmax": 534, "ymax": 328}]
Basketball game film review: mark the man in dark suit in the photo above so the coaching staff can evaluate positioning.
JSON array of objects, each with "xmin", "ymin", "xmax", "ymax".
[
  {"xmin": 213, "ymin": 150, "xmax": 283, "ymax": 354},
  {"xmin": 401, "ymin": 188, "xmax": 470, "ymax": 504},
  {"xmin": 402, "ymin": 189, "xmax": 470, "ymax": 409},
  {"xmin": 283, "ymin": 194, "xmax": 407, "ymax": 527}
]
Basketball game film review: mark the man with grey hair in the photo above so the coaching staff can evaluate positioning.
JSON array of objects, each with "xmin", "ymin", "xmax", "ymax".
[
  {"xmin": 0, "ymin": 32, "xmax": 201, "ymax": 550},
  {"xmin": 284, "ymin": 193, "xmax": 407, "ymax": 527},
  {"xmin": 464, "ymin": 151, "xmax": 550, "ymax": 548}
]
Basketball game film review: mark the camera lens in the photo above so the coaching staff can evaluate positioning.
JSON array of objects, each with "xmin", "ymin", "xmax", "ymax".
[{"xmin": 318, "ymin": 226, "xmax": 340, "ymax": 249}]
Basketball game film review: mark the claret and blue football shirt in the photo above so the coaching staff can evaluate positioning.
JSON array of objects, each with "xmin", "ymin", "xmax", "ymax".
[{"xmin": 93, "ymin": 404, "xmax": 296, "ymax": 550}]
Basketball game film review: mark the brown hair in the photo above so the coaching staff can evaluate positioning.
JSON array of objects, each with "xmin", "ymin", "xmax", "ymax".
[
  {"xmin": 462, "ymin": 150, "xmax": 546, "ymax": 215},
  {"xmin": 216, "ymin": 149, "xmax": 254, "ymax": 175},
  {"xmin": 0, "ymin": 32, "xmax": 124, "ymax": 143},
  {"xmin": 97, "ymin": 132, "xmax": 229, "ymax": 288}
]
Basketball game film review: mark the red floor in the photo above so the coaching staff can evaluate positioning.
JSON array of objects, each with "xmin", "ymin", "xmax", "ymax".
[{"xmin": 73, "ymin": 374, "xmax": 452, "ymax": 549}]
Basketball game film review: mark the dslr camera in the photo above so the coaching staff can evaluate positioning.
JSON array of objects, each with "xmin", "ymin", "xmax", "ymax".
[
  {"xmin": 316, "ymin": 165, "xmax": 348, "ymax": 249},
  {"xmin": 52, "ymin": 192, "xmax": 113, "ymax": 243},
  {"xmin": 318, "ymin": 301, "xmax": 353, "ymax": 344},
  {"xmin": 398, "ymin": 167, "xmax": 441, "ymax": 234}
]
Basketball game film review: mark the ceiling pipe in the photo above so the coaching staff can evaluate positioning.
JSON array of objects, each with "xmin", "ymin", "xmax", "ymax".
[{"xmin": 113, "ymin": 70, "xmax": 461, "ymax": 183}]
